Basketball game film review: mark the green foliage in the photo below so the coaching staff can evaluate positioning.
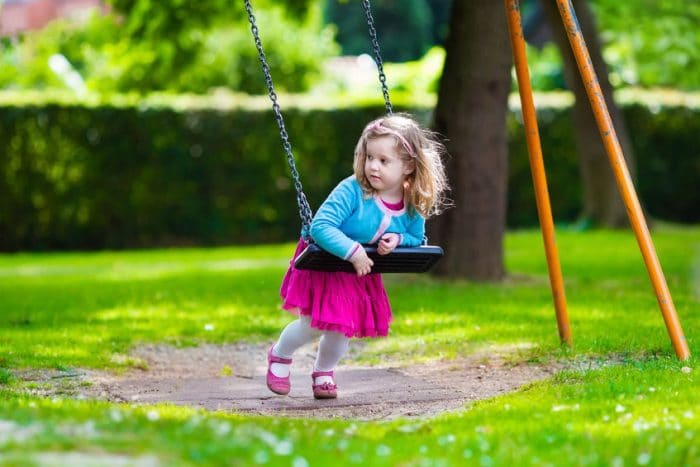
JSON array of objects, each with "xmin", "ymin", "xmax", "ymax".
[
  {"xmin": 0, "ymin": 369, "xmax": 698, "ymax": 466},
  {"xmin": 106, "ymin": 0, "xmax": 235, "ymax": 39},
  {"xmin": 508, "ymin": 91, "xmax": 700, "ymax": 226},
  {"xmin": 383, "ymin": 47, "xmax": 445, "ymax": 94},
  {"xmin": 324, "ymin": 0, "xmax": 434, "ymax": 62},
  {"xmin": 507, "ymin": 102, "xmax": 582, "ymax": 226},
  {"xmin": 628, "ymin": 103, "xmax": 700, "ymax": 222},
  {"xmin": 591, "ymin": 0, "xmax": 700, "ymax": 90},
  {"xmin": 520, "ymin": 43, "xmax": 567, "ymax": 92},
  {"xmin": 0, "ymin": 3, "xmax": 337, "ymax": 94},
  {"xmin": 0, "ymin": 368, "xmax": 12, "ymax": 385},
  {"xmin": 218, "ymin": 6, "xmax": 339, "ymax": 94},
  {"xmin": 0, "ymin": 228, "xmax": 698, "ymax": 464},
  {"xmin": 515, "ymin": 0, "xmax": 700, "ymax": 91},
  {"xmin": 0, "ymin": 228, "xmax": 697, "ymax": 367},
  {"xmin": 0, "ymin": 90, "xmax": 698, "ymax": 250},
  {"xmin": 0, "ymin": 98, "xmax": 383, "ymax": 250}
]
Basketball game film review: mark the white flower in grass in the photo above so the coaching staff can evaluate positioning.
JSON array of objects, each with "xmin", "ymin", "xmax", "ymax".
[
  {"xmin": 214, "ymin": 421, "xmax": 231, "ymax": 436},
  {"xmin": 479, "ymin": 439, "xmax": 491, "ymax": 452},
  {"xmin": 292, "ymin": 456, "xmax": 309, "ymax": 467},
  {"xmin": 633, "ymin": 418, "xmax": 653, "ymax": 432},
  {"xmin": 109, "ymin": 409, "xmax": 124, "ymax": 423},
  {"xmin": 615, "ymin": 404, "xmax": 626, "ymax": 413},
  {"xmin": 204, "ymin": 323, "xmax": 215, "ymax": 331},
  {"xmin": 274, "ymin": 440, "xmax": 293, "ymax": 456},
  {"xmin": 637, "ymin": 452, "xmax": 651, "ymax": 465},
  {"xmin": 146, "ymin": 410, "xmax": 159, "ymax": 421},
  {"xmin": 398, "ymin": 424, "xmax": 421, "ymax": 433},
  {"xmin": 253, "ymin": 450, "xmax": 270, "ymax": 464},
  {"xmin": 336, "ymin": 439, "xmax": 349, "ymax": 451},
  {"xmin": 619, "ymin": 413, "xmax": 633, "ymax": 424},
  {"xmin": 376, "ymin": 445, "xmax": 391, "ymax": 456}
]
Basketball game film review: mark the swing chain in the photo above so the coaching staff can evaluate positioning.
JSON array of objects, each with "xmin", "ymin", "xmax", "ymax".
[
  {"xmin": 361, "ymin": 0, "xmax": 393, "ymax": 115},
  {"xmin": 244, "ymin": 0, "xmax": 314, "ymax": 237}
]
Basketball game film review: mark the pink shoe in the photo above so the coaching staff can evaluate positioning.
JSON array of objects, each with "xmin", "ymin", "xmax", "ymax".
[
  {"xmin": 311, "ymin": 370, "xmax": 337, "ymax": 399},
  {"xmin": 266, "ymin": 346, "xmax": 292, "ymax": 395}
]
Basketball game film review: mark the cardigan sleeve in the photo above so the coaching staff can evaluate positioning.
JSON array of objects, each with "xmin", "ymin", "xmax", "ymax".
[
  {"xmin": 309, "ymin": 178, "xmax": 361, "ymax": 260},
  {"xmin": 399, "ymin": 212, "xmax": 425, "ymax": 247}
]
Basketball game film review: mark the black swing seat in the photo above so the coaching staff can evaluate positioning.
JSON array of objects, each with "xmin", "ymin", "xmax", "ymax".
[{"xmin": 294, "ymin": 243, "xmax": 443, "ymax": 274}]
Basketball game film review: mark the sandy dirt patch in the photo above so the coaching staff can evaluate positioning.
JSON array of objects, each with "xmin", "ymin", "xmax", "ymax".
[{"xmin": 17, "ymin": 342, "xmax": 563, "ymax": 420}]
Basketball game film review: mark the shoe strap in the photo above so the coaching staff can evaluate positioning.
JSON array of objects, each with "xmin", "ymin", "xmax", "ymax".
[
  {"xmin": 313, "ymin": 382, "xmax": 337, "ymax": 390},
  {"xmin": 268, "ymin": 347, "xmax": 292, "ymax": 364},
  {"xmin": 311, "ymin": 370, "xmax": 334, "ymax": 378}
]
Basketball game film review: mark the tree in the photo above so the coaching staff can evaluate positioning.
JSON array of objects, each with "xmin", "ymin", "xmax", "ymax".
[
  {"xmin": 101, "ymin": 0, "xmax": 632, "ymax": 278},
  {"xmin": 324, "ymin": 0, "xmax": 433, "ymax": 62},
  {"xmin": 538, "ymin": 0, "xmax": 636, "ymax": 227},
  {"xmin": 429, "ymin": 0, "xmax": 512, "ymax": 280}
]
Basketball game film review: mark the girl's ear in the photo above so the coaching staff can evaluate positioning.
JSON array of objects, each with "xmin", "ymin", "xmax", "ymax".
[{"xmin": 403, "ymin": 160, "xmax": 416, "ymax": 175}]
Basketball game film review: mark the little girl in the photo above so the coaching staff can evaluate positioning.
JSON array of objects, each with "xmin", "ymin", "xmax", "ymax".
[{"xmin": 267, "ymin": 113, "xmax": 448, "ymax": 399}]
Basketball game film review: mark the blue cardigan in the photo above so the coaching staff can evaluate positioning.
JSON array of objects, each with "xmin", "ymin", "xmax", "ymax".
[{"xmin": 309, "ymin": 176, "xmax": 425, "ymax": 260}]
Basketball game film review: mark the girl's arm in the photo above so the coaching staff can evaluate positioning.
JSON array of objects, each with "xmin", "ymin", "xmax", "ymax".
[
  {"xmin": 309, "ymin": 179, "xmax": 361, "ymax": 260},
  {"xmin": 399, "ymin": 214, "xmax": 425, "ymax": 247}
]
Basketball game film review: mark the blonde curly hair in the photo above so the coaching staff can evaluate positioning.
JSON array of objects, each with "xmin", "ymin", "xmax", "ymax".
[{"xmin": 353, "ymin": 113, "xmax": 449, "ymax": 218}]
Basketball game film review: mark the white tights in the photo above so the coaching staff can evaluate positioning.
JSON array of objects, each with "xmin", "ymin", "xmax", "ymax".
[{"xmin": 271, "ymin": 315, "xmax": 350, "ymax": 384}]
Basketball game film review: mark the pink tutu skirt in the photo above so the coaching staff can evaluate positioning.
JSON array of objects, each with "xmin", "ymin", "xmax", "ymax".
[{"xmin": 280, "ymin": 239, "xmax": 392, "ymax": 338}]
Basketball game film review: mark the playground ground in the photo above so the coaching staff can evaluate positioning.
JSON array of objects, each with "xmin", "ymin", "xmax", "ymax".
[{"xmin": 19, "ymin": 341, "xmax": 564, "ymax": 420}]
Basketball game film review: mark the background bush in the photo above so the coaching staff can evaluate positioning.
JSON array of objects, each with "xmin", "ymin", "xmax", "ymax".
[
  {"xmin": 0, "ymin": 93, "xmax": 698, "ymax": 251},
  {"xmin": 0, "ymin": 4, "xmax": 338, "ymax": 95}
]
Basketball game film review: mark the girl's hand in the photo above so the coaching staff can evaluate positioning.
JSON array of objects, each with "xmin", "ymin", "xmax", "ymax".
[
  {"xmin": 377, "ymin": 233, "xmax": 400, "ymax": 256},
  {"xmin": 349, "ymin": 246, "xmax": 374, "ymax": 276}
]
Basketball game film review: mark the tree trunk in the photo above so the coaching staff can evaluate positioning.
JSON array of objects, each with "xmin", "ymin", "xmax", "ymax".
[
  {"xmin": 540, "ymin": 0, "xmax": 636, "ymax": 227},
  {"xmin": 429, "ymin": 0, "xmax": 512, "ymax": 281}
]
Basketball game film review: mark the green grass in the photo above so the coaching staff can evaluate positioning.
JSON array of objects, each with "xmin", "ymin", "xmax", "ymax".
[{"xmin": 0, "ymin": 227, "xmax": 698, "ymax": 465}]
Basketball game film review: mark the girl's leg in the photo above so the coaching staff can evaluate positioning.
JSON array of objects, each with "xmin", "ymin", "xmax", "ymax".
[
  {"xmin": 313, "ymin": 330, "xmax": 350, "ymax": 385},
  {"xmin": 270, "ymin": 315, "xmax": 317, "ymax": 377}
]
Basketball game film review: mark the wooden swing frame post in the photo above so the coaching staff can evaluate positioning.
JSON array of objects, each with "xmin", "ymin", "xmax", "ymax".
[
  {"xmin": 504, "ymin": 0, "xmax": 572, "ymax": 347},
  {"xmin": 555, "ymin": 0, "xmax": 689, "ymax": 360},
  {"xmin": 504, "ymin": 0, "xmax": 690, "ymax": 360}
]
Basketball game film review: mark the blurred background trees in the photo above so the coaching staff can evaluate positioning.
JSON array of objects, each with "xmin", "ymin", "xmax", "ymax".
[
  {"xmin": 0, "ymin": 0, "xmax": 338, "ymax": 94},
  {"xmin": 2, "ymin": 0, "xmax": 698, "ymax": 95},
  {"xmin": 1, "ymin": 0, "xmax": 698, "ymax": 279}
]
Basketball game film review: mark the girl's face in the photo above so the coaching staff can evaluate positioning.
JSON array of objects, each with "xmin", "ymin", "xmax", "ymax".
[{"xmin": 364, "ymin": 136, "xmax": 413, "ymax": 197}]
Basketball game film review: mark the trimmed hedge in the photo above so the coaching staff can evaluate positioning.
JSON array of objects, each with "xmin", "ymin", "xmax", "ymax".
[{"xmin": 0, "ymin": 93, "xmax": 697, "ymax": 251}]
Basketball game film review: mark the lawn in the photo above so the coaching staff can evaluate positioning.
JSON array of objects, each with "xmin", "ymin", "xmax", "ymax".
[{"xmin": 0, "ymin": 226, "xmax": 698, "ymax": 465}]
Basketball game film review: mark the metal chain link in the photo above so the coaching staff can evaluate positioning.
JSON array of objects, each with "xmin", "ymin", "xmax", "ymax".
[
  {"xmin": 244, "ymin": 0, "xmax": 314, "ymax": 238},
  {"xmin": 361, "ymin": 0, "xmax": 393, "ymax": 114}
]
